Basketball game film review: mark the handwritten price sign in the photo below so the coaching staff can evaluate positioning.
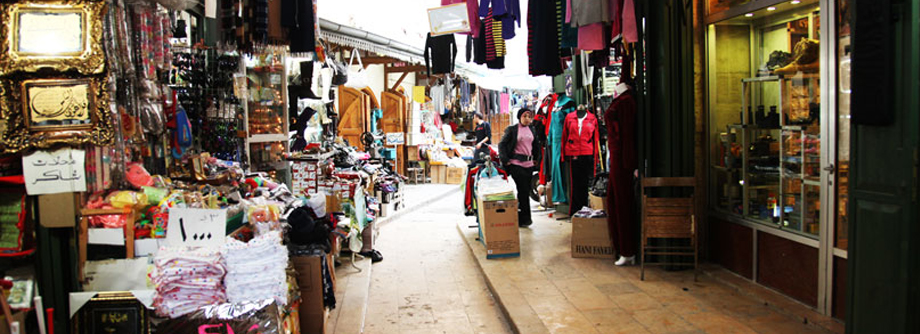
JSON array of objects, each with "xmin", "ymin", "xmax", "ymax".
[
  {"xmin": 166, "ymin": 208, "xmax": 227, "ymax": 248},
  {"xmin": 23, "ymin": 148, "xmax": 86, "ymax": 195}
]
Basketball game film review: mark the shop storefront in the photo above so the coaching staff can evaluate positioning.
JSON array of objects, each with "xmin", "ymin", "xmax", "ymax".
[{"xmin": 704, "ymin": 0, "xmax": 850, "ymax": 318}]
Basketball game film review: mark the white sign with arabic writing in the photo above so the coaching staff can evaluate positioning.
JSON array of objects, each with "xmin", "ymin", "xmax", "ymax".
[
  {"xmin": 165, "ymin": 208, "xmax": 226, "ymax": 248},
  {"xmin": 23, "ymin": 148, "xmax": 86, "ymax": 195}
]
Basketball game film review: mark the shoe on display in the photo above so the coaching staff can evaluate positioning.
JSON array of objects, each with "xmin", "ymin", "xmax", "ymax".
[
  {"xmin": 360, "ymin": 250, "xmax": 383, "ymax": 263},
  {"xmin": 773, "ymin": 39, "xmax": 820, "ymax": 75},
  {"xmin": 614, "ymin": 255, "xmax": 635, "ymax": 266}
]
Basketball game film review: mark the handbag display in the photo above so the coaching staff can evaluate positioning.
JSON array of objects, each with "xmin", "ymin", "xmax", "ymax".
[
  {"xmin": 344, "ymin": 51, "xmax": 368, "ymax": 89},
  {"xmin": 326, "ymin": 55, "xmax": 348, "ymax": 86}
]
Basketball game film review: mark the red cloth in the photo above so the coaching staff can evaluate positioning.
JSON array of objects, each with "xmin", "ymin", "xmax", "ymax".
[
  {"xmin": 577, "ymin": 23, "xmax": 607, "ymax": 51},
  {"xmin": 441, "ymin": 0, "xmax": 482, "ymax": 37},
  {"xmin": 560, "ymin": 112, "xmax": 599, "ymax": 158},
  {"xmin": 604, "ymin": 91, "xmax": 638, "ymax": 258}
]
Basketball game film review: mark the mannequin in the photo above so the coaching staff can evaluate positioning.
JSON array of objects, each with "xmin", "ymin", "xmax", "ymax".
[
  {"xmin": 561, "ymin": 104, "xmax": 600, "ymax": 216},
  {"xmin": 549, "ymin": 95, "xmax": 576, "ymax": 205},
  {"xmin": 605, "ymin": 82, "xmax": 638, "ymax": 266}
]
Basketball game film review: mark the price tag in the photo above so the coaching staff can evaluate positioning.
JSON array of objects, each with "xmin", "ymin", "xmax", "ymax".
[{"xmin": 166, "ymin": 208, "xmax": 227, "ymax": 248}]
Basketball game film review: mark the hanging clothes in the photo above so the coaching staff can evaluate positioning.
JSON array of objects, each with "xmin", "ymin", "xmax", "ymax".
[
  {"xmin": 550, "ymin": 95, "xmax": 575, "ymax": 203},
  {"xmin": 560, "ymin": 0, "xmax": 579, "ymax": 49},
  {"xmin": 621, "ymin": 0, "xmax": 638, "ymax": 43},
  {"xmin": 569, "ymin": 0, "xmax": 609, "ymax": 27},
  {"xmin": 561, "ymin": 111, "xmax": 600, "ymax": 215},
  {"xmin": 430, "ymin": 85, "xmax": 446, "ymax": 114},
  {"xmin": 442, "ymin": 0, "xmax": 482, "ymax": 37},
  {"xmin": 460, "ymin": 79, "xmax": 471, "ymax": 110},
  {"xmin": 605, "ymin": 89, "xmax": 638, "ymax": 259},
  {"xmin": 281, "ymin": 0, "xmax": 316, "ymax": 53},
  {"xmin": 479, "ymin": 0, "xmax": 521, "ymax": 40},
  {"xmin": 528, "ymin": 0, "xmax": 563, "ymax": 76},
  {"xmin": 492, "ymin": 12, "xmax": 507, "ymax": 57},
  {"xmin": 424, "ymin": 33, "xmax": 458, "ymax": 76},
  {"xmin": 610, "ymin": 0, "xmax": 624, "ymax": 41},
  {"xmin": 577, "ymin": 23, "xmax": 608, "ymax": 51}
]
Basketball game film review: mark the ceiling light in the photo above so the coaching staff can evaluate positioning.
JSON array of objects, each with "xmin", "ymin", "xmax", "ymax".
[
  {"xmin": 745, "ymin": 13, "xmax": 754, "ymax": 17},
  {"xmin": 791, "ymin": 0, "xmax": 801, "ymax": 4},
  {"xmin": 767, "ymin": 6, "xmax": 777, "ymax": 11}
]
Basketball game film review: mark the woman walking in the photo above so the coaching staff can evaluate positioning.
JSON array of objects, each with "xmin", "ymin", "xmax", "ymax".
[{"xmin": 499, "ymin": 108, "xmax": 545, "ymax": 227}]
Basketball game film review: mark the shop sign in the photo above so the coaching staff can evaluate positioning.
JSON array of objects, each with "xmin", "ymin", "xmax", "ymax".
[
  {"xmin": 166, "ymin": 208, "xmax": 227, "ymax": 248},
  {"xmin": 428, "ymin": 3, "xmax": 471, "ymax": 36},
  {"xmin": 385, "ymin": 132, "xmax": 405, "ymax": 145},
  {"xmin": 22, "ymin": 148, "xmax": 86, "ymax": 195}
]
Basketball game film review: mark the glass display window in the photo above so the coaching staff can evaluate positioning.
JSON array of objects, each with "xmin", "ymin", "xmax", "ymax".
[
  {"xmin": 707, "ymin": 0, "xmax": 822, "ymax": 238},
  {"xmin": 245, "ymin": 51, "xmax": 287, "ymax": 136}
]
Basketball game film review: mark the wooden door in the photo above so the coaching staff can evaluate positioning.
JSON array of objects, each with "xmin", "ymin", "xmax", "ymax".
[
  {"xmin": 382, "ymin": 90, "xmax": 408, "ymax": 175},
  {"xmin": 338, "ymin": 86, "xmax": 367, "ymax": 149}
]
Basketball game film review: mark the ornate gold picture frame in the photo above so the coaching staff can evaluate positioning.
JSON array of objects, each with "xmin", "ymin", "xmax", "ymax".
[
  {"xmin": 73, "ymin": 292, "xmax": 150, "ymax": 334},
  {"xmin": 0, "ymin": 0, "xmax": 106, "ymax": 76},
  {"xmin": 0, "ymin": 76, "xmax": 114, "ymax": 153}
]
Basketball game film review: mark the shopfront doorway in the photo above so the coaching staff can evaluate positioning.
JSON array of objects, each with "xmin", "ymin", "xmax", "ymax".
[{"xmin": 704, "ymin": 0, "xmax": 849, "ymax": 319}]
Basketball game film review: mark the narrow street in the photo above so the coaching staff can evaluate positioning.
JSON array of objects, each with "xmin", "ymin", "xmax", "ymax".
[{"xmin": 331, "ymin": 185, "xmax": 843, "ymax": 334}]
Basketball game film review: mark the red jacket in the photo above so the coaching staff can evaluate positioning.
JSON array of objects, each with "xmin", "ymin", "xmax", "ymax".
[{"xmin": 561, "ymin": 112, "xmax": 599, "ymax": 158}]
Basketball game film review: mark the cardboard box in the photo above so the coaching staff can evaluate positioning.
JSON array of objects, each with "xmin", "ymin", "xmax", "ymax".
[
  {"xmin": 589, "ymin": 194, "xmax": 607, "ymax": 212},
  {"xmin": 431, "ymin": 165, "xmax": 447, "ymax": 183},
  {"xmin": 407, "ymin": 145, "xmax": 419, "ymax": 161},
  {"xmin": 477, "ymin": 199, "xmax": 520, "ymax": 259},
  {"xmin": 571, "ymin": 217, "xmax": 614, "ymax": 259},
  {"xmin": 446, "ymin": 167, "xmax": 465, "ymax": 184},
  {"xmin": 293, "ymin": 256, "xmax": 326, "ymax": 334},
  {"xmin": 38, "ymin": 192, "xmax": 79, "ymax": 228},
  {"xmin": 326, "ymin": 195, "xmax": 341, "ymax": 214}
]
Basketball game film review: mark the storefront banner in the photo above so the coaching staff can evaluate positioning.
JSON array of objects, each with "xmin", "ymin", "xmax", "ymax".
[
  {"xmin": 23, "ymin": 148, "xmax": 86, "ymax": 195},
  {"xmin": 428, "ymin": 3, "xmax": 471, "ymax": 36}
]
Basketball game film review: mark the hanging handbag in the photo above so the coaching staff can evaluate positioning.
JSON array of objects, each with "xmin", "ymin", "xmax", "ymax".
[
  {"xmin": 326, "ymin": 54, "xmax": 348, "ymax": 86},
  {"xmin": 344, "ymin": 50, "xmax": 368, "ymax": 89}
]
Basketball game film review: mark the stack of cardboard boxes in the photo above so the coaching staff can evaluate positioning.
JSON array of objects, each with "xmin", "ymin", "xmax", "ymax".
[{"xmin": 571, "ymin": 193, "xmax": 614, "ymax": 259}]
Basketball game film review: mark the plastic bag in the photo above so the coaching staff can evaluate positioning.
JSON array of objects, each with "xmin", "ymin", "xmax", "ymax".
[
  {"xmin": 107, "ymin": 191, "xmax": 149, "ymax": 210},
  {"xmin": 155, "ymin": 299, "xmax": 283, "ymax": 334},
  {"xmin": 126, "ymin": 163, "xmax": 154, "ymax": 188}
]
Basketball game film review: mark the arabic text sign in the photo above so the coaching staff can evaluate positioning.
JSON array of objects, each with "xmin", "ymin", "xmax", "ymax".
[
  {"xmin": 165, "ymin": 208, "xmax": 226, "ymax": 248},
  {"xmin": 23, "ymin": 148, "xmax": 86, "ymax": 195}
]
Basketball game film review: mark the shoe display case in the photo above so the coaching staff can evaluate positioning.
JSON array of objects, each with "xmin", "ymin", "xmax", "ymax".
[{"xmin": 705, "ymin": 0, "xmax": 850, "ymax": 317}]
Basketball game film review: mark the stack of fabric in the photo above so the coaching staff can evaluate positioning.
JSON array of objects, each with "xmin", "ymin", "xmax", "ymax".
[
  {"xmin": 221, "ymin": 231, "xmax": 289, "ymax": 305},
  {"xmin": 151, "ymin": 247, "xmax": 227, "ymax": 318}
]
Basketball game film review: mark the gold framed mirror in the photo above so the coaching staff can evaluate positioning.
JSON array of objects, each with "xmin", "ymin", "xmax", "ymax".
[
  {"xmin": 0, "ymin": 0, "xmax": 106, "ymax": 76},
  {"xmin": 0, "ymin": 76, "xmax": 114, "ymax": 153}
]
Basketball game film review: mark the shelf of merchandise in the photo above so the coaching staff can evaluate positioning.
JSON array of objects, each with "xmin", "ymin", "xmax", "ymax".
[
  {"xmin": 243, "ymin": 53, "xmax": 290, "ymax": 180},
  {"xmin": 732, "ymin": 74, "xmax": 821, "ymax": 239}
]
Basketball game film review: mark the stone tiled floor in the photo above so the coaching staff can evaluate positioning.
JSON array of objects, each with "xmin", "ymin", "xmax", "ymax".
[
  {"xmin": 360, "ymin": 189, "xmax": 513, "ymax": 334},
  {"xmin": 457, "ymin": 196, "xmax": 845, "ymax": 334}
]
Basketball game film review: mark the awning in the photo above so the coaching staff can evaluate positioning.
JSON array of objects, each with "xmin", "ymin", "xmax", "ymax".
[{"xmin": 319, "ymin": 19, "xmax": 481, "ymax": 77}]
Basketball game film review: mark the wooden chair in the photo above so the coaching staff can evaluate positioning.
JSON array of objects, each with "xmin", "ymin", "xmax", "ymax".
[
  {"xmin": 640, "ymin": 177, "xmax": 697, "ymax": 281},
  {"xmin": 78, "ymin": 208, "xmax": 136, "ymax": 283}
]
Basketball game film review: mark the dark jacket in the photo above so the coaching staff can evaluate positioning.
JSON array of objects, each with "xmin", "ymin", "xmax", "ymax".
[{"xmin": 499, "ymin": 124, "xmax": 545, "ymax": 167}]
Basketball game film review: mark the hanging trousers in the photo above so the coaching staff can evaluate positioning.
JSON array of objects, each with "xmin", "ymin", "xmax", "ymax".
[
  {"xmin": 567, "ymin": 155, "xmax": 593, "ymax": 215},
  {"xmin": 507, "ymin": 164, "xmax": 534, "ymax": 226}
]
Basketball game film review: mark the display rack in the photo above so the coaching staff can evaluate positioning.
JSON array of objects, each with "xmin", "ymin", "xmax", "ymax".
[
  {"xmin": 243, "ymin": 51, "xmax": 290, "ymax": 183},
  {"xmin": 712, "ymin": 73, "xmax": 821, "ymax": 238}
]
